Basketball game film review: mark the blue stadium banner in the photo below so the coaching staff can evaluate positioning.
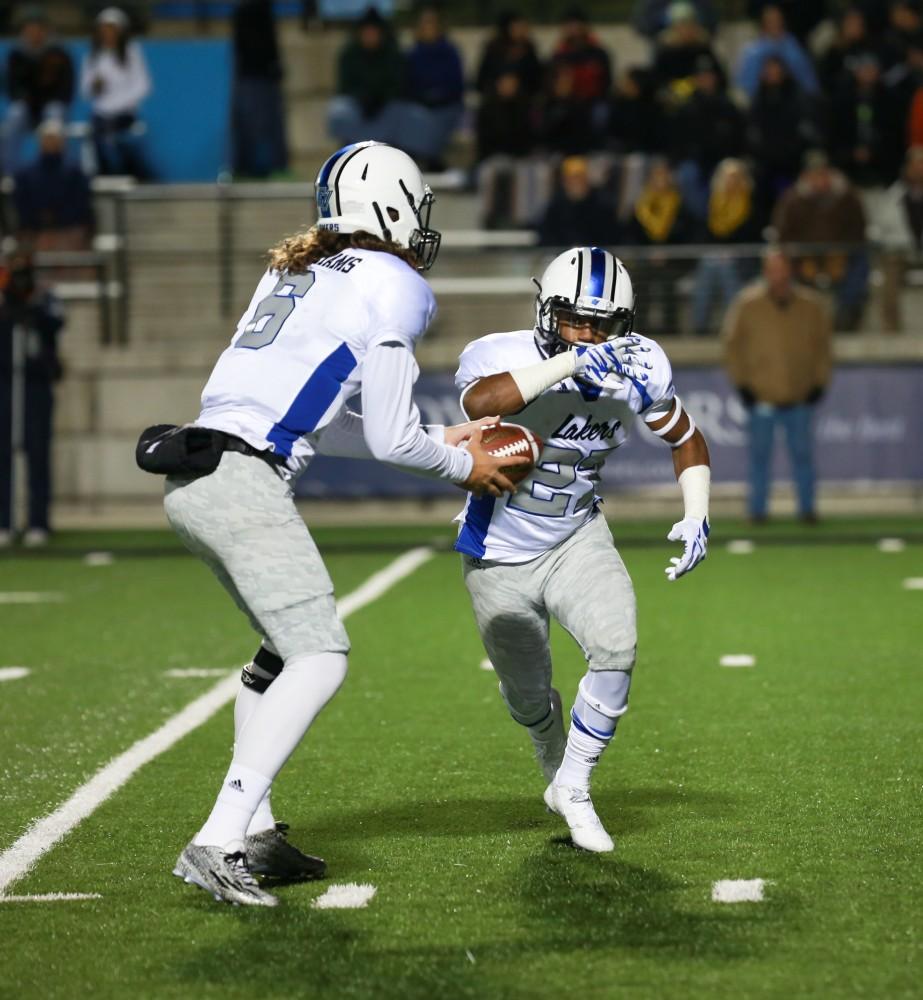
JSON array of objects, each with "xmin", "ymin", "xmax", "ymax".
[{"xmin": 294, "ymin": 365, "xmax": 923, "ymax": 498}]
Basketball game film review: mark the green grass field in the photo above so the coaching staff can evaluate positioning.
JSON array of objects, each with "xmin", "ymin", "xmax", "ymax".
[{"xmin": 1, "ymin": 518, "xmax": 920, "ymax": 999}]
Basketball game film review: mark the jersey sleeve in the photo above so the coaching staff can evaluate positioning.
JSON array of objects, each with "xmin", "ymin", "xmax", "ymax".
[
  {"xmin": 365, "ymin": 263, "xmax": 437, "ymax": 352},
  {"xmin": 638, "ymin": 339, "xmax": 676, "ymax": 421},
  {"xmin": 455, "ymin": 336, "xmax": 511, "ymax": 393}
]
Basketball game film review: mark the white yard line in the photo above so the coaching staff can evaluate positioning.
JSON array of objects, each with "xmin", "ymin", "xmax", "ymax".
[
  {"xmin": 0, "ymin": 592, "xmax": 65, "ymax": 604},
  {"xmin": 902, "ymin": 578, "xmax": 923, "ymax": 590},
  {"xmin": 0, "ymin": 547, "xmax": 434, "ymax": 900},
  {"xmin": 0, "ymin": 667, "xmax": 30, "ymax": 682},
  {"xmin": 312, "ymin": 883, "xmax": 377, "ymax": 910},
  {"xmin": 719, "ymin": 654, "xmax": 756, "ymax": 668},
  {"xmin": 726, "ymin": 540, "xmax": 755, "ymax": 555},
  {"xmin": 1, "ymin": 893, "xmax": 102, "ymax": 903},
  {"xmin": 712, "ymin": 879, "xmax": 767, "ymax": 903}
]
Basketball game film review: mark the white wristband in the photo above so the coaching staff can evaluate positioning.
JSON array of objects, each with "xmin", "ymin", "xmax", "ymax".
[
  {"xmin": 509, "ymin": 351, "xmax": 577, "ymax": 404},
  {"xmin": 678, "ymin": 464, "xmax": 710, "ymax": 521}
]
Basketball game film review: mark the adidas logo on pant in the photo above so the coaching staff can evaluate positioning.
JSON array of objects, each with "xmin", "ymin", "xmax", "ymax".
[{"xmin": 228, "ymin": 778, "xmax": 244, "ymax": 792}]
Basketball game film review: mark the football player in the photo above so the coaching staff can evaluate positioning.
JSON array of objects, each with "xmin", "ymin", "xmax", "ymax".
[
  {"xmin": 455, "ymin": 247, "xmax": 711, "ymax": 852},
  {"xmin": 165, "ymin": 142, "xmax": 528, "ymax": 905}
]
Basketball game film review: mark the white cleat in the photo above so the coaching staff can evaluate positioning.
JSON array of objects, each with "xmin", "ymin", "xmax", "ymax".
[
  {"xmin": 530, "ymin": 688, "xmax": 566, "ymax": 783},
  {"xmin": 544, "ymin": 781, "xmax": 615, "ymax": 853}
]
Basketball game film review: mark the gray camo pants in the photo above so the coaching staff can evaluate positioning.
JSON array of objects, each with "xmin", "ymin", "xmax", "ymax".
[
  {"xmin": 462, "ymin": 513, "xmax": 636, "ymax": 725},
  {"xmin": 163, "ymin": 452, "xmax": 349, "ymax": 662}
]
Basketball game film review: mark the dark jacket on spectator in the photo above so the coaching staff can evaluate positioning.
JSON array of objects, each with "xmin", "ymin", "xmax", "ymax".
[
  {"xmin": 608, "ymin": 70, "xmax": 664, "ymax": 153},
  {"xmin": 538, "ymin": 187, "xmax": 616, "ymax": 246},
  {"xmin": 828, "ymin": 74, "xmax": 904, "ymax": 186},
  {"xmin": 653, "ymin": 40, "xmax": 725, "ymax": 93},
  {"xmin": 747, "ymin": 75, "xmax": 820, "ymax": 183},
  {"xmin": 0, "ymin": 287, "xmax": 64, "ymax": 383},
  {"xmin": 7, "ymin": 44, "xmax": 74, "ymax": 122},
  {"xmin": 773, "ymin": 171, "xmax": 867, "ymax": 245},
  {"xmin": 406, "ymin": 36, "xmax": 464, "ymax": 108},
  {"xmin": 13, "ymin": 153, "xmax": 94, "ymax": 234},
  {"xmin": 336, "ymin": 35, "xmax": 404, "ymax": 118},
  {"xmin": 476, "ymin": 36, "xmax": 542, "ymax": 96},
  {"xmin": 233, "ymin": 0, "xmax": 283, "ymax": 80},
  {"xmin": 668, "ymin": 87, "xmax": 745, "ymax": 171},
  {"xmin": 477, "ymin": 89, "xmax": 535, "ymax": 160}
]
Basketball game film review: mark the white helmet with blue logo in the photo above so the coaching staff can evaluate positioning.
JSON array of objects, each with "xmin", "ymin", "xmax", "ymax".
[
  {"xmin": 533, "ymin": 247, "xmax": 635, "ymax": 357},
  {"xmin": 314, "ymin": 141, "xmax": 441, "ymax": 270}
]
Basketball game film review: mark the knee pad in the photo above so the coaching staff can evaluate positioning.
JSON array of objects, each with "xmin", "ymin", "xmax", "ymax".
[
  {"xmin": 579, "ymin": 669, "xmax": 632, "ymax": 720},
  {"xmin": 240, "ymin": 644, "xmax": 283, "ymax": 694}
]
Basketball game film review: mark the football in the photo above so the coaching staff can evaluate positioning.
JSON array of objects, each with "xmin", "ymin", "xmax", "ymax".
[{"xmin": 480, "ymin": 422, "xmax": 544, "ymax": 484}]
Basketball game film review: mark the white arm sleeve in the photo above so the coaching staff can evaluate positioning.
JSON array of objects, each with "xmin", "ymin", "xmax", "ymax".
[
  {"xmin": 361, "ymin": 342, "xmax": 473, "ymax": 482},
  {"xmin": 317, "ymin": 408, "xmax": 448, "ymax": 460}
]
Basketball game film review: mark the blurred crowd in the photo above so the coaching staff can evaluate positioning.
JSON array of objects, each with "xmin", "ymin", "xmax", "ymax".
[{"xmin": 325, "ymin": 0, "xmax": 923, "ymax": 332}]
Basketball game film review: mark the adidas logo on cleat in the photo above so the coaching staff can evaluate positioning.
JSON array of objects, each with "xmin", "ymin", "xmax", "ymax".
[{"xmin": 228, "ymin": 778, "xmax": 244, "ymax": 792}]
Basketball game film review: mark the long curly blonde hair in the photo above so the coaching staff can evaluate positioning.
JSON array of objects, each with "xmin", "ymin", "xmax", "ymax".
[{"xmin": 267, "ymin": 227, "xmax": 418, "ymax": 274}]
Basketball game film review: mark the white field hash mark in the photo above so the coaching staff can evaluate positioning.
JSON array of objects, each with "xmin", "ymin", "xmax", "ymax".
[
  {"xmin": 0, "ymin": 592, "xmax": 66, "ymax": 604},
  {"xmin": 0, "ymin": 547, "xmax": 434, "ymax": 902},
  {"xmin": 0, "ymin": 667, "xmax": 30, "ymax": 682},
  {"xmin": 712, "ymin": 879, "xmax": 767, "ymax": 903},
  {"xmin": 165, "ymin": 668, "xmax": 234, "ymax": 679},
  {"xmin": 312, "ymin": 883, "xmax": 377, "ymax": 910},
  {"xmin": 720, "ymin": 654, "xmax": 756, "ymax": 668},
  {"xmin": 902, "ymin": 578, "xmax": 923, "ymax": 590}
]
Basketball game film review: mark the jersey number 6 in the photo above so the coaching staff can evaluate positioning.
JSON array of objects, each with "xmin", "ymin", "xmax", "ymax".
[{"xmin": 236, "ymin": 273, "xmax": 316, "ymax": 350}]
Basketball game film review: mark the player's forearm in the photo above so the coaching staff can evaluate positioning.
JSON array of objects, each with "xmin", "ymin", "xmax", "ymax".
[
  {"xmin": 672, "ymin": 429, "xmax": 710, "ymax": 479},
  {"xmin": 461, "ymin": 350, "xmax": 579, "ymax": 419}
]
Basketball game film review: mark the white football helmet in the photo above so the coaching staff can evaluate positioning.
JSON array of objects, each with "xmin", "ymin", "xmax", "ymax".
[
  {"xmin": 314, "ymin": 141, "xmax": 441, "ymax": 270},
  {"xmin": 533, "ymin": 247, "xmax": 635, "ymax": 357}
]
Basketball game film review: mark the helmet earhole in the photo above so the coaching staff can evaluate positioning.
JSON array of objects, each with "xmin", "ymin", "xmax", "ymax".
[{"xmin": 387, "ymin": 207, "xmax": 400, "ymax": 222}]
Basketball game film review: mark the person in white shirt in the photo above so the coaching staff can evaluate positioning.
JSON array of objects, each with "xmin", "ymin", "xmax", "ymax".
[
  {"xmin": 164, "ymin": 142, "xmax": 546, "ymax": 907},
  {"xmin": 455, "ymin": 247, "xmax": 712, "ymax": 852},
  {"xmin": 79, "ymin": 7, "xmax": 150, "ymax": 177}
]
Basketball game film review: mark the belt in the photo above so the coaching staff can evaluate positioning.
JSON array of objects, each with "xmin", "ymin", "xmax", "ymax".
[{"xmin": 222, "ymin": 433, "xmax": 287, "ymax": 469}]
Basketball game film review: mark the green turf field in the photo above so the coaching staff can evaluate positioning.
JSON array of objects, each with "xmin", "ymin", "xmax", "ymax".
[{"xmin": 1, "ymin": 518, "xmax": 920, "ymax": 999}]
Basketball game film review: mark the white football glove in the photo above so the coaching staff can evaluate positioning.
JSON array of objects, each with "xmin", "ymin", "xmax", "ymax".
[
  {"xmin": 572, "ymin": 336, "xmax": 651, "ymax": 390},
  {"xmin": 665, "ymin": 515, "xmax": 709, "ymax": 581}
]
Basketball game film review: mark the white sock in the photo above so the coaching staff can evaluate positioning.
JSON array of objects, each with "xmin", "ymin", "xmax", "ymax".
[
  {"xmin": 555, "ymin": 694, "xmax": 617, "ymax": 791},
  {"xmin": 194, "ymin": 652, "xmax": 347, "ymax": 851},
  {"xmin": 194, "ymin": 764, "xmax": 273, "ymax": 852},
  {"xmin": 234, "ymin": 683, "xmax": 276, "ymax": 836}
]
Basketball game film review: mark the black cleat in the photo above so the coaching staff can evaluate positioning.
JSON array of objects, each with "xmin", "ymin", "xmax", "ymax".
[{"xmin": 245, "ymin": 823, "xmax": 327, "ymax": 881}]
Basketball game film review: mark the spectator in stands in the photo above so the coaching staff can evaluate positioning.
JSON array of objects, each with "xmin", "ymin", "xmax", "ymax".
[
  {"xmin": 746, "ymin": 0, "xmax": 829, "ymax": 45},
  {"xmin": 692, "ymin": 159, "xmax": 765, "ymax": 335},
  {"xmin": 632, "ymin": 0, "xmax": 718, "ymax": 39},
  {"xmin": 607, "ymin": 67, "xmax": 664, "ymax": 153},
  {"xmin": 625, "ymin": 159, "xmax": 695, "ymax": 334},
  {"xmin": 403, "ymin": 6, "xmax": 465, "ymax": 171},
  {"xmin": 773, "ymin": 150, "xmax": 869, "ymax": 330},
  {"xmin": 328, "ymin": 8, "xmax": 405, "ymax": 149},
  {"xmin": 735, "ymin": 4, "xmax": 820, "ymax": 100},
  {"xmin": 231, "ymin": 0, "xmax": 289, "ymax": 179},
  {"xmin": 652, "ymin": 3, "xmax": 724, "ymax": 97},
  {"xmin": 828, "ymin": 52, "xmax": 904, "ymax": 188},
  {"xmin": 2, "ymin": 6, "xmax": 74, "ymax": 178},
  {"xmin": 667, "ymin": 53, "xmax": 745, "ymax": 218},
  {"xmin": 476, "ymin": 69, "xmax": 535, "ymax": 163},
  {"xmin": 818, "ymin": 6, "xmax": 875, "ymax": 93},
  {"xmin": 722, "ymin": 247, "xmax": 832, "ymax": 524},
  {"xmin": 80, "ymin": 7, "xmax": 151, "ymax": 178},
  {"xmin": 872, "ymin": 145, "xmax": 923, "ymax": 330},
  {"xmin": 476, "ymin": 10, "xmax": 542, "ymax": 100},
  {"xmin": 537, "ymin": 156, "xmax": 616, "ymax": 246},
  {"xmin": 538, "ymin": 62, "xmax": 597, "ymax": 155},
  {"xmin": 548, "ymin": 7, "xmax": 612, "ymax": 131},
  {"xmin": 746, "ymin": 56, "xmax": 822, "ymax": 217},
  {"xmin": 13, "ymin": 119, "xmax": 94, "ymax": 254},
  {"xmin": 0, "ymin": 251, "xmax": 65, "ymax": 548},
  {"xmin": 879, "ymin": 0, "xmax": 923, "ymax": 71}
]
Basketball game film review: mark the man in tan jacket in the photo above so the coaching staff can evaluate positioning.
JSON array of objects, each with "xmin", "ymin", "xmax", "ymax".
[{"xmin": 722, "ymin": 247, "xmax": 832, "ymax": 522}]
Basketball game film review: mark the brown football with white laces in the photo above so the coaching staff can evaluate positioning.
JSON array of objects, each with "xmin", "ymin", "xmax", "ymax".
[{"xmin": 480, "ymin": 423, "xmax": 544, "ymax": 485}]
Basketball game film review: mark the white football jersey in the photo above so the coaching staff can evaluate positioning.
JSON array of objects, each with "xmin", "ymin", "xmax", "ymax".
[
  {"xmin": 197, "ymin": 247, "xmax": 436, "ymax": 477},
  {"xmin": 454, "ymin": 330, "xmax": 675, "ymax": 563}
]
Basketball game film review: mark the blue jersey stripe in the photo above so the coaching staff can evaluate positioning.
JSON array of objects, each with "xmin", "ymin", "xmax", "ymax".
[
  {"xmin": 266, "ymin": 342, "xmax": 357, "ymax": 458},
  {"xmin": 454, "ymin": 494, "xmax": 497, "ymax": 558},
  {"xmin": 587, "ymin": 247, "xmax": 606, "ymax": 298}
]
